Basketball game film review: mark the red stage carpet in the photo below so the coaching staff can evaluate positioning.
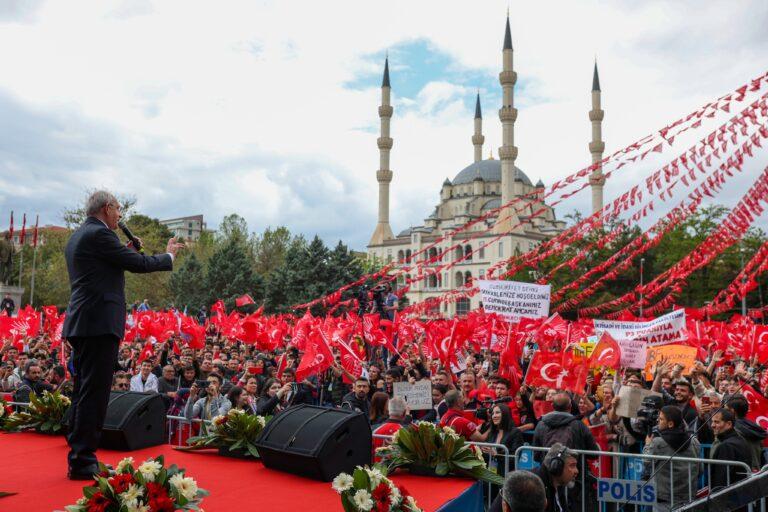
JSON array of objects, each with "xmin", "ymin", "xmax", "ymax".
[{"xmin": 0, "ymin": 432, "xmax": 475, "ymax": 511}]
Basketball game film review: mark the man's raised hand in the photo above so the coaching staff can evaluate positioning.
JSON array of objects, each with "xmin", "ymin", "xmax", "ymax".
[{"xmin": 166, "ymin": 237, "xmax": 186, "ymax": 257}]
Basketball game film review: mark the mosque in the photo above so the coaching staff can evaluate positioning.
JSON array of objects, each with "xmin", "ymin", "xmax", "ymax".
[{"xmin": 366, "ymin": 15, "xmax": 606, "ymax": 316}]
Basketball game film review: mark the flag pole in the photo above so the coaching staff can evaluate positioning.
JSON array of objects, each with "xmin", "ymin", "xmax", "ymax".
[
  {"xmin": 29, "ymin": 244, "xmax": 38, "ymax": 307},
  {"xmin": 17, "ymin": 249, "xmax": 23, "ymax": 289}
]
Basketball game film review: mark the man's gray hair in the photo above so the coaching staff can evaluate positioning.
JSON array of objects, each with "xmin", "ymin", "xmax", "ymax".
[
  {"xmin": 388, "ymin": 396, "xmax": 406, "ymax": 417},
  {"xmin": 501, "ymin": 471, "xmax": 546, "ymax": 511},
  {"xmin": 86, "ymin": 190, "xmax": 118, "ymax": 216}
]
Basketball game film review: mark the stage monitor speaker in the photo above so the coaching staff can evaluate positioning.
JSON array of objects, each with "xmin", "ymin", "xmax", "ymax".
[
  {"xmin": 254, "ymin": 404, "xmax": 372, "ymax": 481},
  {"xmin": 99, "ymin": 391, "xmax": 167, "ymax": 451}
]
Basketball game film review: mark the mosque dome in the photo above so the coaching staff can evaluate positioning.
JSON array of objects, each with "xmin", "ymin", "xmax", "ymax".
[{"xmin": 452, "ymin": 159, "xmax": 532, "ymax": 186}]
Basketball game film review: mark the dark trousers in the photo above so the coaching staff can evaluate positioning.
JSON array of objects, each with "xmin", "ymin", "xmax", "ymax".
[{"xmin": 66, "ymin": 334, "xmax": 119, "ymax": 470}]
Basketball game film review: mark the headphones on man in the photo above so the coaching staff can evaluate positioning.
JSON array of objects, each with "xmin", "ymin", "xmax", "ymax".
[{"xmin": 546, "ymin": 444, "xmax": 569, "ymax": 477}]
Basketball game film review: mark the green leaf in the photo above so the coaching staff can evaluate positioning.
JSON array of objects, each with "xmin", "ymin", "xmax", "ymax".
[
  {"xmin": 83, "ymin": 486, "xmax": 98, "ymax": 499},
  {"xmin": 435, "ymin": 462, "xmax": 449, "ymax": 476}
]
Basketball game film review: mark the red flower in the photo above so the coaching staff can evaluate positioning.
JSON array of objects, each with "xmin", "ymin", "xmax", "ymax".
[
  {"xmin": 86, "ymin": 491, "xmax": 112, "ymax": 512},
  {"xmin": 108, "ymin": 473, "xmax": 134, "ymax": 494},
  {"xmin": 146, "ymin": 482, "xmax": 175, "ymax": 512},
  {"xmin": 372, "ymin": 482, "xmax": 392, "ymax": 508},
  {"xmin": 398, "ymin": 484, "xmax": 411, "ymax": 498},
  {"xmin": 148, "ymin": 493, "xmax": 175, "ymax": 512}
]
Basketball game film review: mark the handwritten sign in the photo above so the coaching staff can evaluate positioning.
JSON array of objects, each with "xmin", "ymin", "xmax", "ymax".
[
  {"xmin": 615, "ymin": 386, "xmax": 661, "ymax": 418},
  {"xmin": 644, "ymin": 344, "xmax": 698, "ymax": 380},
  {"xmin": 594, "ymin": 310, "xmax": 686, "ymax": 347},
  {"xmin": 393, "ymin": 381, "xmax": 432, "ymax": 410},
  {"xmin": 618, "ymin": 338, "xmax": 648, "ymax": 369},
  {"xmin": 477, "ymin": 280, "xmax": 550, "ymax": 322}
]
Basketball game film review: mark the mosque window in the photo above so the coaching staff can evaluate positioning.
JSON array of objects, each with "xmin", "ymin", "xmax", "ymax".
[
  {"xmin": 455, "ymin": 246, "xmax": 464, "ymax": 260},
  {"xmin": 455, "ymin": 271, "xmax": 464, "ymax": 287},
  {"xmin": 397, "ymin": 250, "xmax": 405, "ymax": 262},
  {"xmin": 479, "ymin": 246, "xmax": 485, "ymax": 259},
  {"xmin": 464, "ymin": 245, "xmax": 473, "ymax": 261},
  {"xmin": 456, "ymin": 298, "xmax": 471, "ymax": 316},
  {"xmin": 498, "ymin": 242, "xmax": 504, "ymax": 258},
  {"xmin": 386, "ymin": 249, "xmax": 392, "ymax": 262}
]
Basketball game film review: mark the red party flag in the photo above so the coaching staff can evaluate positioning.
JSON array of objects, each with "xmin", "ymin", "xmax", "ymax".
[
  {"xmin": 741, "ymin": 384, "xmax": 768, "ymax": 430},
  {"xmin": 18, "ymin": 214, "xmax": 26, "ymax": 245},
  {"xmin": 32, "ymin": 215, "xmax": 39, "ymax": 247},
  {"xmin": 295, "ymin": 326, "xmax": 334, "ymax": 381},
  {"xmin": 235, "ymin": 294, "xmax": 255, "ymax": 307},
  {"xmin": 136, "ymin": 340, "xmax": 155, "ymax": 364}
]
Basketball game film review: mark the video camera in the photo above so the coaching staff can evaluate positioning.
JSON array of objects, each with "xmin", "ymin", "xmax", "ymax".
[{"xmin": 636, "ymin": 395, "xmax": 663, "ymax": 437}]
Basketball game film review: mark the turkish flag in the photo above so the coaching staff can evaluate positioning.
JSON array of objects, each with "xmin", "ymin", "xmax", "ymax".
[
  {"xmin": 136, "ymin": 340, "xmax": 155, "ymax": 365},
  {"xmin": 589, "ymin": 332, "xmax": 621, "ymax": 369},
  {"xmin": 750, "ymin": 325, "xmax": 768, "ymax": 363},
  {"xmin": 180, "ymin": 316, "xmax": 206, "ymax": 349},
  {"xmin": 740, "ymin": 384, "xmax": 768, "ymax": 430},
  {"xmin": 525, "ymin": 350, "xmax": 588, "ymax": 394},
  {"xmin": 295, "ymin": 327, "xmax": 334, "ymax": 381},
  {"xmin": 235, "ymin": 294, "xmax": 255, "ymax": 307}
]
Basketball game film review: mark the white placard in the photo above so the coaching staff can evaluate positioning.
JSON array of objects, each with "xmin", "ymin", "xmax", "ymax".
[
  {"xmin": 614, "ymin": 386, "xmax": 662, "ymax": 418},
  {"xmin": 477, "ymin": 280, "xmax": 550, "ymax": 322},
  {"xmin": 618, "ymin": 338, "xmax": 649, "ymax": 369},
  {"xmin": 393, "ymin": 380, "xmax": 433, "ymax": 410},
  {"xmin": 594, "ymin": 310, "xmax": 686, "ymax": 347}
]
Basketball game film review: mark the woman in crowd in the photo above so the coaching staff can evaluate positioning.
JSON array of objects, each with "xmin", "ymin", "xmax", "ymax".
[
  {"xmin": 184, "ymin": 374, "xmax": 231, "ymax": 421},
  {"xmin": 178, "ymin": 365, "xmax": 197, "ymax": 389},
  {"xmin": 369, "ymin": 391, "xmax": 389, "ymax": 426},
  {"xmin": 255, "ymin": 377, "xmax": 293, "ymax": 416},
  {"xmin": 241, "ymin": 376, "xmax": 260, "ymax": 413},
  {"xmin": 227, "ymin": 386, "xmax": 248, "ymax": 412},
  {"xmin": 480, "ymin": 403, "xmax": 524, "ymax": 502}
]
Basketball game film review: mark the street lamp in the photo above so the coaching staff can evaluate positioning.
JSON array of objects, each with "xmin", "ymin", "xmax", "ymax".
[{"xmin": 639, "ymin": 258, "xmax": 645, "ymax": 318}]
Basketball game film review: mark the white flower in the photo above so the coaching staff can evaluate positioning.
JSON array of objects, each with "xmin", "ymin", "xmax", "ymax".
[
  {"xmin": 169, "ymin": 473, "xmax": 199, "ymax": 501},
  {"xmin": 119, "ymin": 484, "xmax": 143, "ymax": 508},
  {"xmin": 442, "ymin": 426, "xmax": 456, "ymax": 436},
  {"xmin": 126, "ymin": 502, "xmax": 149, "ymax": 512},
  {"xmin": 137, "ymin": 460, "xmax": 162, "ymax": 482},
  {"xmin": 61, "ymin": 395, "xmax": 71, "ymax": 406},
  {"xmin": 352, "ymin": 489, "xmax": 374, "ymax": 511},
  {"xmin": 388, "ymin": 480, "xmax": 401, "ymax": 502},
  {"xmin": 116, "ymin": 457, "xmax": 135, "ymax": 474},
  {"xmin": 331, "ymin": 473, "xmax": 354, "ymax": 494},
  {"xmin": 76, "ymin": 497, "xmax": 88, "ymax": 506},
  {"xmin": 212, "ymin": 415, "xmax": 226, "ymax": 426},
  {"xmin": 227, "ymin": 408, "xmax": 244, "ymax": 417},
  {"xmin": 472, "ymin": 445, "xmax": 484, "ymax": 460},
  {"xmin": 365, "ymin": 467, "xmax": 384, "ymax": 488},
  {"xmin": 256, "ymin": 416, "xmax": 266, "ymax": 428},
  {"xmin": 406, "ymin": 495, "xmax": 420, "ymax": 510}
]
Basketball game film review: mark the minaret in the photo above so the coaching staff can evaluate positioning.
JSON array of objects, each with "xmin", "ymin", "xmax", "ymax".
[
  {"xmin": 589, "ymin": 61, "xmax": 606, "ymax": 213},
  {"xmin": 369, "ymin": 57, "xmax": 395, "ymax": 246},
  {"xmin": 472, "ymin": 93, "xmax": 484, "ymax": 163},
  {"xmin": 494, "ymin": 14, "xmax": 522, "ymax": 234}
]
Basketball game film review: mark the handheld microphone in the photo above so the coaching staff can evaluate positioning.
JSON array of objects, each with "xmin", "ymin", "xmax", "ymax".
[{"xmin": 118, "ymin": 221, "xmax": 144, "ymax": 253}]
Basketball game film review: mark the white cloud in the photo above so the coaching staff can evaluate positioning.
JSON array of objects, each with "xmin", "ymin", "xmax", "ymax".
[{"xmin": 0, "ymin": 0, "xmax": 766, "ymax": 248}]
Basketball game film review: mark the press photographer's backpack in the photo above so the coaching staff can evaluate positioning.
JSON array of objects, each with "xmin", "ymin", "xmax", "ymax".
[{"xmin": 541, "ymin": 418, "xmax": 576, "ymax": 448}]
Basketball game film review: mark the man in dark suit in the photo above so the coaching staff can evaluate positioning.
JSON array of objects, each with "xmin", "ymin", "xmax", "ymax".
[{"xmin": 62, "ymin": 190, "xmax": 183, "ymax": 480}]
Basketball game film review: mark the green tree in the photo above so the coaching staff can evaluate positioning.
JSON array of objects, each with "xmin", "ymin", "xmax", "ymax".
[
  {"xmin": 253, "ymin": 226, "xmax": 292, "ymax": 275},
  {"xmin": 169, "ymin": 253, "xmax": 207, "ymax": 313},
  {"xmin": 205, "ymin": 237, "xmax": 264, "ymax": 310}
]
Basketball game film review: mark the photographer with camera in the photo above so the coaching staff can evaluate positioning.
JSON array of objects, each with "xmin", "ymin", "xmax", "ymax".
[
  {"xmin": 184, "ymin": 374, "xmax": 231, "ymax": 421},
  {"xmin": 641, "ymin": 405, "xmax": 701, "ymax": 511}
]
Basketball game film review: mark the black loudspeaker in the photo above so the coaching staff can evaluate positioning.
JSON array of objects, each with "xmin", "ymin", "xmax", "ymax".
[
  {"xmin": 99, "ymin": 392, "xmax": 167, "ymax": 451},
  {"xmin": 254, "ymin": 404, "xmax": 372, "ymax": 481}
]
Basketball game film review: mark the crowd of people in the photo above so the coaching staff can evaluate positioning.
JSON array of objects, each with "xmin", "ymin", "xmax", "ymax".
[{"xmin": 3, "ymin": 304, "xmax": 768, "ymax": 511}]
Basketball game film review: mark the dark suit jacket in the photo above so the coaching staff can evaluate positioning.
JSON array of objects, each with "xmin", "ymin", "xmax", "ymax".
[{"xmin": 62, "ymin": 217, "xmax": 173, "ymax": 340}]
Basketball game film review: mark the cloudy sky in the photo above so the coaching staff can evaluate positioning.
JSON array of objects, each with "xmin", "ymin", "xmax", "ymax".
[{"xmin": 1, "ymin": 0, "xmax": 767, "ymax": 249}]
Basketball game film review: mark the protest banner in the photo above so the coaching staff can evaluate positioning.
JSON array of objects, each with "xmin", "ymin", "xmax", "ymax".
[
  {"xmin": 644, "ymin": 344, "xmax": 698, "ymax": 380},
  {"xmin": 393, "ymin": 380, "xmax": 432, "ymax": 410},
  {"xmin": 477, "ymin": 280, "xmax": 550, "ymax": 322},
  {"xmin": 615, "ymin": 386, "xmax": 662, "ymax": 418},
  {"xmin": 618, "ymin": 338, "xmax": 648, "ymax": 369},
  {"xmin": 593, "ymin": 310, "xmax": 686, "ymax": 346},
  {"xmin": 572, "ymin": 342, "xmax": 596, "ymax": 362}
]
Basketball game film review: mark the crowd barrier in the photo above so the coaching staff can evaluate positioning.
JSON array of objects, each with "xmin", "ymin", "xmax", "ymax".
[{"xmin": 515, "ymin": 445, "xmax": 754, "ymax": 512}]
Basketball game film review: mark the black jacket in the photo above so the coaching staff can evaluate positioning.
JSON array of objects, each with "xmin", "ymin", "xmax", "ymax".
[
  {"xmin": 711, "ymin": 428, "xmax": 752, "ymax": 490},
  {"xmin": 735, "ymin": 417, "xmax": 768, "ymax": 469},
  {"xmin": 489, "ymin": 466, "xmax": 576, "ymax": 512},
  {"xmin": 62, "ymin": 217, "xmax": 173, "ymax": 340},
  {"xmin": 341, "ymin": 391, "xmax": 370, "ymax": 419},
  {"xmin": 533, "ymin": 411, "xmax": 600, "ymax": 455}
]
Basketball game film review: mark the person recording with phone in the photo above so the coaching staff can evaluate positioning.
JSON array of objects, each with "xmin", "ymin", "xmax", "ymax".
[
  {"xmin": 184, "ymin": 374, "xmax": 231, "ymax": 421},
  {"xmin": 62, "ymin": 190, "xmax": 183, "ymax": 480}
]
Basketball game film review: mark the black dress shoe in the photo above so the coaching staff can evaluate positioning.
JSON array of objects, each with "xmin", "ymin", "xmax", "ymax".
[{"xmin": 67, "ymin": 465, "xmax": 99, "ymax": 481}]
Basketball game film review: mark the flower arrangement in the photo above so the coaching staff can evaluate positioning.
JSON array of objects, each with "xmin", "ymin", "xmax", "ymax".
[
  {"xmin": 376, "ymin": 422, "xmax": 504, "ymax": 485},
  {"xmin": 65, "ymin": 455, "xmax": 208, "ymax": 512},
  {"xmin": 332, "ymin": 465, "xmax": 423, "ymax": 512},
  {"xmin": 179, "ymin": 408, "xmax": 268, "ymax": 458},
  {"xmin": 0, "ymin": 396, "xmax": 13, "ymax": 429},
  {"xmin": 1, "ymin": 389, "xmax": 70, "ymax": 434}
]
